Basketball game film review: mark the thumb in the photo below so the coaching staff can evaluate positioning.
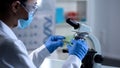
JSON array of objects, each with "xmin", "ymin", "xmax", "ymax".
[
  {"xmin": 51, "ymin": 35, "xmax": 65, "ymax": 41},
  {"xmin": 54, "ymin": 40, "xmax": 64, "ymax": 47},
  {"xmin": 67, "ymin": 44, "xmax": 72, "ymax": 49},
  {"xmin": 67, "ymin": 44, "xmax": 72, "ymax": 53}
]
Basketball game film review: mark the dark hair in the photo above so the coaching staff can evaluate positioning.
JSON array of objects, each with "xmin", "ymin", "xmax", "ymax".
[{"xmin": 0, "ymin": 0, "xmax": 27, "ymax": 16}]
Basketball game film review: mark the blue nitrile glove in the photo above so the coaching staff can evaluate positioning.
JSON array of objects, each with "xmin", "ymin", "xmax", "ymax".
[
  {"xmin": 45, "ymin": 35, "xmax": 65, "ymax": 53},
  {"xmin": 67, "ymin": 39, "xmax": 88, "ymax": 60}
]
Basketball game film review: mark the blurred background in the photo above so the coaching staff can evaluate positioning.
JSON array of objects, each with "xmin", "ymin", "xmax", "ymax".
[{"xmin": 13, "ymin": 0, "xmax": 120, "ymax": 68}]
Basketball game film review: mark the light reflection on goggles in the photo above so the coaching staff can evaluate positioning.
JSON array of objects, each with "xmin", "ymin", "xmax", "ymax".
[{"xmin": 21, "ymin": 0, "xmax": 42, "ymax": 14}]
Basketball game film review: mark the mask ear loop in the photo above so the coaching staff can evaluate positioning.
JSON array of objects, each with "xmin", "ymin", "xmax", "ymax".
[{"xmin": 20, "ymin": 1, "xmax": 40, "ymax": 18}]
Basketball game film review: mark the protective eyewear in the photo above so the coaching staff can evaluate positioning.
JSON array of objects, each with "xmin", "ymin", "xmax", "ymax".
[{"xmin": 21, "ymin": 0, "xmax": 42, "ymax": 13}]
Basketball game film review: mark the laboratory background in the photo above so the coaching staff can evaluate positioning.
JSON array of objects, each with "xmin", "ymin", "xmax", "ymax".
[{"xmin": 13, "ymin": 0, "xmax": 120, "ymax": 68}]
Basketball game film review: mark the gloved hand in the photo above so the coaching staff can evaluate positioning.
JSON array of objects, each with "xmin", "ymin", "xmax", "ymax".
[
  {"xmin": 45, "ymin": 35, "xmax": 65, "ymax": 53},
  {"xmin": 67, "ymin": 39, "xmax": 88, "ymax": 60}
]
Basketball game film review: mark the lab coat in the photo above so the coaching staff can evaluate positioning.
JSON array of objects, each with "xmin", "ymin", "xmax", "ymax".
[{"xmin": 0, "ymin": 20, "xmax": 81, "ymax": 68}]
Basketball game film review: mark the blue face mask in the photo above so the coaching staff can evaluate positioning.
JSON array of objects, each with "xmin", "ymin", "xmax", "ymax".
[{"xmin": 18, "ymin": 12, "xmax": 33, "ymax": 29}]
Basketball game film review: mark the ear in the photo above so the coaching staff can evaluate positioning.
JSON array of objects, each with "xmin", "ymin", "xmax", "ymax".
[{"xmin": 11, "ymin": 1, "xmax": 21, "ymax": 13}]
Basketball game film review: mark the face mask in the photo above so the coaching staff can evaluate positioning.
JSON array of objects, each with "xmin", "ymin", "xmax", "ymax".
[
  {"xmin": 17, "ymin": 0, "xmax": 42, "ymax": 29},
  {"xmin": 18, "ymin": 12, "xmax": 33, "ymax": 29}
]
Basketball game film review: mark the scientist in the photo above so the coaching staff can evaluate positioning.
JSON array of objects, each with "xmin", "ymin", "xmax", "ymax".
[{"xmin": 0, "ymin": 0, "xmax": 88, "ymax": 68}]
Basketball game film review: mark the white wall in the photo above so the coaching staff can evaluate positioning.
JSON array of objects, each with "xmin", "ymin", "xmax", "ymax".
[
  {"xmin": 87, "ymin": 0, "xmax": 120, "ymax": 60},
  {"xmin": 56, "ymin": 1, "xmax": 77, "ymax": 12}
]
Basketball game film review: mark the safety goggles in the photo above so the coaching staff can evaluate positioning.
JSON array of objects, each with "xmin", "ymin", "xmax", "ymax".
[{"xmin": 21, "ymin": 0, "xmax": 42, "ymax": 14}]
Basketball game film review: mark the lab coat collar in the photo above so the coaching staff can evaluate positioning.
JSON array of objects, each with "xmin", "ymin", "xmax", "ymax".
[{"xmin": 0, "ymin": 20, "xmax": 18, "ymax": 40}]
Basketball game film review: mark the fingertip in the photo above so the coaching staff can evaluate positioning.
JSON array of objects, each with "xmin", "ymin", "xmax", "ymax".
[
  {"xmin": 67, "ymin": 44, "xmax": 72, "ymax": 48},
  {"xmin": 58, "ymin": 40, "xmax": 64, "ymax": 47},
  {"xmin": 80, "ymin": 39, "xmax": 87, "ymax": 45},
  {"xmin": 77, "ymin": 39, "xmax": 85, "ymax": 43},
  {"xmin": 70, "ymin": 39, "xmax": 74, "ymax": 43},
  {"xmin": 60, "ymin": 36, "xmax": 66, "ymax": 39},
  {"xmin": 80, "ymin": 39, "xmax": 85, "ymax": 42},
  {"xmin": 55, "ymin": 35, "xmax": 65, "ymax": 40}
]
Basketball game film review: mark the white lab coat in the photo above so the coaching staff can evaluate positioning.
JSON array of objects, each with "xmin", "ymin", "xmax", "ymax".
[{"xmin": 0, "ymin": 20, "xmax": 81, "ymax": 68}]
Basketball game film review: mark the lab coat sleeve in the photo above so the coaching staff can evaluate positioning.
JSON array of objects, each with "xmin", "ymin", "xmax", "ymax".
[
  {"xmin": 0, "ymin": 38, "xmax": 37, "ymax": 68},
  {"xmin": 29, "ymin": 44, "xmax": 50, "ymax": 68},
  {"xmin": 62, "ymin": 55, "xmax": 82, "ymax": 68}
]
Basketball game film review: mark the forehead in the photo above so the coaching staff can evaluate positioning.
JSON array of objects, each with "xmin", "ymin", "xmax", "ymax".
[
  {"xmin": 27, "ymin": 0, "xmax": 37, "ymax": 4},
  {"xmin": 26, "ymin": 0, "xmax": 42, "ymax": 6}
]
